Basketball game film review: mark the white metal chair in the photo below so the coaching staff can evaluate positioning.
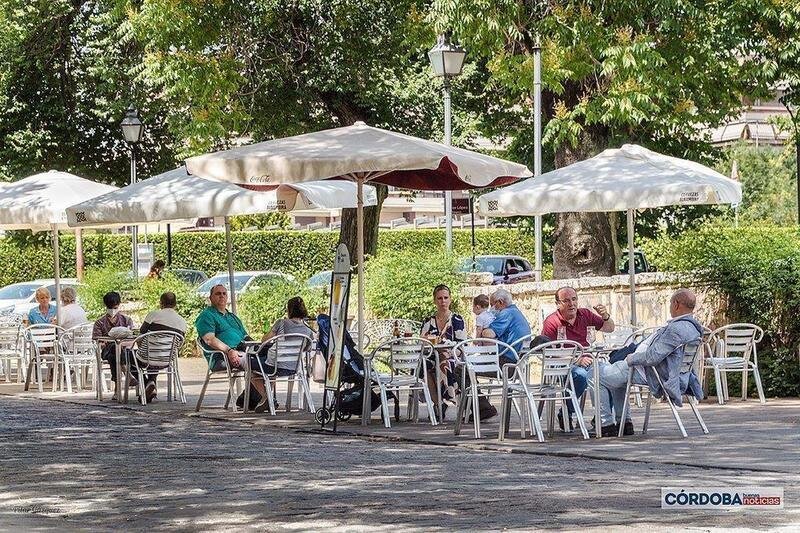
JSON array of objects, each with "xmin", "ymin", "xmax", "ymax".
[
  {"xmin": 195, "ymin": 339, "xmax": 246, "ymax": 412},
  {"xmin": 23, "ymin": 324, "xmax": 64, "ymax": 393},
  {"xmin": 0, "ymin": 315, "xmax": 24, "ymax": 383},
  {"xmin": 131, "ymin": 331, "xmax": 186, "ymax": 405},
  {"xmin": 453, "ymin": 339, "xmax": 519, "ymax": 439},
  {"xmin": 59, "ymin": 323, "xmax": 98, "ymax": 393},
  {"xmin": 352, "ymin": 319, "xmax": 421, "ymax": 346},
  {"xmin": 617, "ymin": 340, "xmax": 709, "ymax": 438},
  {"xmin": 363, "ymin": 337, "xmax": 437, "ymax": 428},
  {"xmin": 500, "ymin": 340, "xmax": 588, "ymax": 442},
  {"xmin": 602, "ymin": 325, "xmax": 636, "ymax": 349},
  {"xmin": 245, "ymin": 333, "xmax": 315, "ymax": 415},
  {"xmin": 705, "ymin": 323, "xmax": 765, "ymax": 404}
]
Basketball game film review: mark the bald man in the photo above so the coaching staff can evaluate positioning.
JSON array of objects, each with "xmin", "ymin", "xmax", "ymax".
[{"xmin": 591, "ymin": 288, "xmax": 703, "ymax": 437}]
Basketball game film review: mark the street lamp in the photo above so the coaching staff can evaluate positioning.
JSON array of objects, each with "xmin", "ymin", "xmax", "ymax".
[
  {"xmin": 779, "ymin": 90, "xmax": 800, "ymax": 225},
  {"xmin": 428, "ymin": 32, "xmax": 466, "ymax": 252},
  {"xmin": 121, "ymin": 105, "xmax": 144, "ymax": 275}
]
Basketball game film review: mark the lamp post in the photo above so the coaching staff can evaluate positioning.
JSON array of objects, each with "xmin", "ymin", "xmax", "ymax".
[
  {"xmin": 121, "ymin": 105, "xmax": 144, "ymax": 275},
  {"xmin": 779, "ymin": 91, "xmax": 800, "ymax": 224},
  {"xmin": 428, "ymin": 32, "xmax": 466, "ymax": 252}
]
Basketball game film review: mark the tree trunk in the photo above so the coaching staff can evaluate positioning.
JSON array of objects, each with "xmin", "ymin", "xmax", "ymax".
[
  {"xmin": 338, "ymin": 184, "xmax": 389, "ymax": 265},
  {"xmin": 552, "ymin": 140, "xmax": 617, "ymax": 279}
]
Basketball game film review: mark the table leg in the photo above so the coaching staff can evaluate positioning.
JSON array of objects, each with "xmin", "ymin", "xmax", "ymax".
[
  {"xmin": 115, "ymin": 342, "xmax": 125, "ymax": 404},
  {"xmin": 594, "ymin": 360, "xmax": 602, "ymax": 439},
  {"xmin": 96, "ymin": 341, "xmax": 103, "ymax": 401}
]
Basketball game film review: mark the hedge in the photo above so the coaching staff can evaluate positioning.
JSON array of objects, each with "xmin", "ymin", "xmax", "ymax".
[{"xmin": 0, "ymin": 228, "xmax": 538, "ymax": 286}]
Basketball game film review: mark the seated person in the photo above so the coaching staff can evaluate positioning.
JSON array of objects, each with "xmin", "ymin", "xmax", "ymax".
[
  {"xmin": 419, "ymin": 284, "xmax": 467, "ymax": 416},
  {"xmin": 59, "ymin": 286, "xmax": 88, "ymax": 330},
  {"xmin": 472, "ymin": 294, "xmax": 494, "ymax": 338},
  {"xmin": 592, "ymin": 288, "xmax": 703, "ymax": 437},
  {"xmin": 139, "ymin": 291, "xmax": 188, "ymax": 403},
  {"xmin": 541, "ymin": 286, "xmax": 615, "ymax": 428},
  {"xmin": 28, "ymin": 287, "xmax": 57, "ymax": 325},
  {"xmin": 92, "ymin": 291, "xmax": 138, "ymax": 398}
]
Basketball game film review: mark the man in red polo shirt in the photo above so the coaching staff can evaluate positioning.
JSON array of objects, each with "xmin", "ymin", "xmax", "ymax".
[{"xmin": 541, "ymin": 286, "xmax": 616, "ymax": 429}]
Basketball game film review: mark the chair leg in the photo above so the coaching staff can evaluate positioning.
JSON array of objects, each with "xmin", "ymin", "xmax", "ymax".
[
  {"xmin": 286, "ymin": 379, "xmax": 294, "ymax": 412},
  {"xmin": 713, "ymin": 366, "xmax": 724, "ymax": 404},
  {"xmin": 665, "ymin": 395, "xmax": 688, "ymax": 438},
  {"xmin": 721, "ymin": 371, "xmax": 729, "ymax": 400},
  {"xmin": 741, "ymin": 368, "xmax": 748, "ymax": 401},
  {"xmin": 752, "ymin": 364, "xmax": 766, "ymax": 404},
  {"xmin": 379, "ymin": 385, "xmax": 391, "ymax": 429},
  {"xmin": 36, "ymin": 354, "xmax": 44, "ymax": 394},
  {"xmin": 24, "ymin": 358, "xmax": 34, "ymax": 391},
  {"xmin": 264, "ymin": 378, "xmax": 276, "ymax": 415},
  {"xmin": 618, "ymin": 368, "xmax": 634, "ymax": 437},
  {"xmin": 454, "ymin": 388, "xmax": 468, "ymax": 436},
  {"xmin": 526, "ymin": 392, "xmax": 545, "ymax": 442},
  {"xmin": 688, "ymin": 397, "xmax": 709, "ymax": 434},
  {"xmin": 570, "ymin": 392, "xmax": 589, "ymax": 440},
  {"xmin": 643, "ymin": 392, "xmax": 653, "ymax": 434},
  {"xmin": 195, "ymin": 369, "xmax": 212, "ymax": 412},
  {"xmin": 471, "ymin": 384, "xmax": 481, "ymax": 439},
  {"xmin": 498, "ymin": 388, "xmax": 508, "ymax": 442},
  {"xmin": 63, "ymin": 359, "xmax": 73, "ymax": 393},
  {"xmin": 422, "ymin": 384, "xmax": 437, "ymax": 426}
]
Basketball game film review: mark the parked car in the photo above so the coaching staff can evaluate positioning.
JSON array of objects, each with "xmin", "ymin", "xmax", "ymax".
[
  {"xmin": 0, "ymin": 278, "xmax": 81, "ymax": 316},
  {"xmin": 618, "ymin": 250, "xmax": 656, "ymax": 274},
  {"xmin": 305, "ymin": 270, "xmax": 333, "ymax": 288},
  {"xmin": 168, "ymin": 268, "xmax": 208, "ymax": 287},
  {"xmin": 459, "ymin": 255, "xmax": 535, "ymax": 284},
  {"xmin": 196, "ymin": 270, "xmax": 295, "ymax": 297}
]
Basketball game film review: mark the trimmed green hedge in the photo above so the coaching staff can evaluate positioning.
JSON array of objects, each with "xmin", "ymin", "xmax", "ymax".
[{"xmin": 0, "ymin": 228, "xmax": 537, "ymax": 286}]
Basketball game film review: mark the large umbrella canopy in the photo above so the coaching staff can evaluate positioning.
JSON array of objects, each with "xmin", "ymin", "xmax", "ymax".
[
  {"xmin": 65, "ymin": 166, "xmax": 378, "ymax": 227},
  {"xmin": 184, "ymin": 122, "xmax": 531, "ymax": 189},
  {"xmin": 184, "ymin": 122, "xmax": 532, "ymax": 349},
  {"xmin": 0, "ymin": 170, "xmax": 118, "ymax": 325},
  {"xmin": 477, "ymin": 143, "xmax": 741, "ymax": 216},
  {"xmin": 0, "ymin": 170, "xmax": 117, "ymax": 231},
  {"xmin": 477, "ymin": 144, "xmax": 742, "ymax": 325}
]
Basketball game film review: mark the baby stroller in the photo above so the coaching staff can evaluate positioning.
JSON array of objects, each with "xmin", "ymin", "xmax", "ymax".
[{"xmin": 315, "ymin": 314, "xmax": 394, "ymax": 424}]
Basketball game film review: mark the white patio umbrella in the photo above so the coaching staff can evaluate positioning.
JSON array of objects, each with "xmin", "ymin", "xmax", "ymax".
[
  {"xmin": 184, "ymin": 122, "xmax": 532, "ymax": 345},
  {"xmin": 0, "ymin": 171, "xmax": 118, "ymax": 323},
  {"xmin": 477, "ymin": 143, "xmax": 743, "ymax": 323},
  {"xmin": 65, "ymin": 166, "xmax": 378, "ymax": 312}
]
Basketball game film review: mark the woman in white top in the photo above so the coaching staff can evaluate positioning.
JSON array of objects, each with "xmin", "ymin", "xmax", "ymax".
[{"xmin": 59, "ymin": 286, "xmax": 88, "ymax": 330}]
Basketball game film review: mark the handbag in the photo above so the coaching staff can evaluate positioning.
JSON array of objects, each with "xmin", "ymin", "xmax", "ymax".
[{"xmin": 312, "ymin": 351, "xmax": 327, "ymax": 383}]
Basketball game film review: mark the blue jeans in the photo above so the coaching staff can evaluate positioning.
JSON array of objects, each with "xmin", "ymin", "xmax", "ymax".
[
  {"xmin": 567, "ymin": 365, "xmax": 591, "ymax": 415},
  {"xmin": 593, "ymin": 360, "xmax": 648, "ymax": 426}
]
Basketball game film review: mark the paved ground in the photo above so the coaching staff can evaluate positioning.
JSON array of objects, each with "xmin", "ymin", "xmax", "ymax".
[{"xmin": 1, "ymin": 359, "xmax": 798, "ymax": 531}]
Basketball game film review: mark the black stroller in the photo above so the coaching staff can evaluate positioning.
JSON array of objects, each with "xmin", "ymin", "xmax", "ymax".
[{"xmin": 314, "ymin": 314, "xmax": 388, "ymax": 424}]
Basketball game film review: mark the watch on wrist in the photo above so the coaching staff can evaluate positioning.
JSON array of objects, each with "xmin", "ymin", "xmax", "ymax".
[{"xmin": 602, "ymin": 315, "xmax": 610, "ymax": 321}]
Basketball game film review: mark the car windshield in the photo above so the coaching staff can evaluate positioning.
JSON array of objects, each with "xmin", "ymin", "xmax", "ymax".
[
  {"xmin": 197, "ymin": 275, "xmax": 253, "ymax": 294},
  {"xmin": 307, "ymin": 271, "xmax": 331, "ymax": 286},
  {"xmin": 460, "ymin": 257, "xmax": 505, "ymax": 276},
  {"xmin": 0, "ymin": 283, "xmax": 41, "ymax": 300}
]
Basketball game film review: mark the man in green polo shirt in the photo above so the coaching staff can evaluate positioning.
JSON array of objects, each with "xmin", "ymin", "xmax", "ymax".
[{"xmin": 195, "ymin": 284, "xmax": 249, "ymax": 370}]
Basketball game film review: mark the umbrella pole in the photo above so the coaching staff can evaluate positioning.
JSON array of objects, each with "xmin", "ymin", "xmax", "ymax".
[
  {"xmin": 52, "ymin": 224, "xmax": 62, "ymax": 326},
  {"xmin": 75, "ymin": 228, "xmax": 84, "ymax": 282},
  {"xmin": 166, "ymin": 223, "xmax": 173, "ymax": 266},
  {"xmin": 357, "ymin": 177, "xmax": 365, "ymax": 352},
  {"xmin": 225, "ymin": 216, "xmax": 236, "ymax": 314},
  {"xmin": 533, "ymin": 37, "xmax": 543, "ymax": 281},
  {"xmin": 627, "ymin": 209, "xmax": 636, "ymax": 325},
  {"xmin": 470, "ymin": 195, "xmax": 476, "ymax": 267}
]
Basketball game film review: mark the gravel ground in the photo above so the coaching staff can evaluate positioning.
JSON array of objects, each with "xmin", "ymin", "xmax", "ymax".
[{"xmin": 0, "ymin": 395, "xmax": 797, "ymax": 532}]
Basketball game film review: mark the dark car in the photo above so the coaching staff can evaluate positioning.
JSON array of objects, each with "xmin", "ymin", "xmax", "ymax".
[
  {"xmin": 459, "ymin": 255, "xmax": 535, "ymax": 284},
  {"xmin": 619, "ymin": 250, "xmax": 656, "ymax": 274}
]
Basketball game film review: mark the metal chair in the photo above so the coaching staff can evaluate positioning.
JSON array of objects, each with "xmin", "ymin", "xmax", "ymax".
[
  {"xmin": 453, "ymin": 339, "xmax": 519, "ymax": 439},
  {"xmin": 245, "ymin": 333, "xmax": 315, "ymax": 415},
  {"xmin": 59, "ymin": 323, "xmax": 97, "ymax": 393},
  {"xmin": 352, "ymin": 319, "xmax": 421, "ymax": 346},
  {"xmin": 23, "ymin": 324, "xmax": 64, "ymax": 393},
  {"xmin": 0, "ymin": 315, "xmax": 24, "ymax": 383},
  {"xmin": 363, "ymin": 337, "xmax": 437, "ymax": 428},
  {"xmin": 500, "ymin": 340, "xmax": 588, "ymax": 442},
  {"xmin": 617, "ymin": 340, "xmax": 709, "ymax": 438},
  {"xmin": 195, "ymin": 339, "xmax": 246, "ymax": 412},
  {"xmin": 705, "ymin": 323, "xmax": 765, "ymax": 404},
  {"xmin": 602, "ymin": 325, "xmax": 636, "ymax": 349},
  {"xmin": 131, "ymin": 331, "xmax": 186, "ymax": 405}
]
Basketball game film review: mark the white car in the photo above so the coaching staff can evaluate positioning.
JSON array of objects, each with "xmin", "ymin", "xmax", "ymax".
[
  {"xmin": 0, "ymin": 278, "xmax": 80, "ymax": 316},
  {"xmin": 196, "ymin": 271, "xmax": 295, "ymax": 297}
]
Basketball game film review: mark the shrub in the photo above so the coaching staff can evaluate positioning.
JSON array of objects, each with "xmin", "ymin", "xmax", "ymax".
[
  {"xmin": 238, "ymin": 278, "xmax": 327, "ymax": 336},
  {"xmin": 365, "ymin": 248, "xmax": 464, "ymax": 321},
  {"xmin": 78, "ymin": 267, "xmax": 136, "ymax": 320}
]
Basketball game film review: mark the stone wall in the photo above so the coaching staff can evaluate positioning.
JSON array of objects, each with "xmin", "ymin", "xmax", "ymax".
[{"xmin": 459, "ymin": 273, "xmax": 719, "ymax": 334}]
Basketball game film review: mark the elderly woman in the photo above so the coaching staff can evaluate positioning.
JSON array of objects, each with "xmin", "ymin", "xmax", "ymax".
[
  {"xmin": 59, "ymin": 286, "xmax": 88, "ymax": 330},
  {"xmin": 419, "ymin": 284, "xmax": 466, "ymax": 418},
  {"xmin": 27, "ymin": 287, "xmax": 56, "ymax": 325}
]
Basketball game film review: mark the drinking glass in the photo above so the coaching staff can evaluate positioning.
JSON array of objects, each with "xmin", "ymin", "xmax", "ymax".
[
  {"xmin": 557, "ymin": 326, "xmax": 567, "ymax": 341},
  {"xmin": 586, "ymin": 326, "xmax": 596, "ymax": 347}
]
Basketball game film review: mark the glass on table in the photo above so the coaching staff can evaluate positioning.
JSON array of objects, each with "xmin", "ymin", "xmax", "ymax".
[
  {"xmin": 586, "ymin": 326, "xmax": 597, "ymax": 347},
  {"xmin": 557, "ymin": 326, "xmax": 567, "ymax": 341}
]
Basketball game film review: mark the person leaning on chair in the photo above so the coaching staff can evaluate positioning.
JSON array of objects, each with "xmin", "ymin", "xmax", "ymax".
[
  {"xmin": 592, "ymin": 288, "xmax": 704, "ymax": 437},
  {"xmin": 541, "ymin": 286, "xmax": 615, "ymax": 429},
  {"xmin": 139, "ymin": 291, "xmax": 188, "ymax": 403},
  {"xmin": 92, "ymin": 291, "xmax": 137, "ymax": 400}
]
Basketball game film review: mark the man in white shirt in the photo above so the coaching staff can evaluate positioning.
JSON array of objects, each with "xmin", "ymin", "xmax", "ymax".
[{"xmin": 139, "ymin": 292, "xmax": 188, "ymax": 402}]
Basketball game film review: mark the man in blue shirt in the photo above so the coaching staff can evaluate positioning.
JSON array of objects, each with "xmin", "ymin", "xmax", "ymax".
[{"xmin": 481, "ymin": 288, "xmax": 532, "ymax": 358}]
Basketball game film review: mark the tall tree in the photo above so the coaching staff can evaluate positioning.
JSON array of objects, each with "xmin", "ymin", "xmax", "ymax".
[{"xmin": 432, "ymin": 0, "xmax": 768, "ymax": 277}]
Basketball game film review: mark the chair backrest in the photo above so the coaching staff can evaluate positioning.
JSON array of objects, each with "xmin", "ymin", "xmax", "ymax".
[
  {"xmin": 453, "ymin": 339, "xmax": 518, "ymax": 381},
  {"xmin": 26, "ymin": 324, "xmax": 63, "ymax": 352},
  {"xmin": 135, "ymin": 331, "xmax": 184, "ymax": 366},
  {"xmin": 195, "ymin": 339, "xmax": 228, "ymax": 372},
  {"xmin": 602, "ymin": 325, "xmax": 636, "ymax": 348},
  {"xmin": 369, "ymin": 337, "xmax": 433, "ymax": 382},
  {"xmin": 0, "ymin": 322, "xmax": 21, "ymax": 352},
  {"xmin": 680, "ymin": 340, "xmax": 702, "ymax": 374},
  {"xmin": 623, "ymin": 326, "xmax": 660, "ymax": 346},
  {"xmin": 523, "ymin": 340, "xmax": 582, "ymax": 387},
  {"xmin": 60, "ymin": 323, "xmax": 94, "ymax": 358},
  {"xmin": 354, "ymin": 319, "xmax": 421, "ymax": 345},
  {"xmin": 538, "ymin": 303, "xmax": 557, "ymax": 329},
  {"xmin": 709, "ymin": 323, "xmax": 763, "ymax": 363},
  {"xmin": 263, "ymin": 333, "xmax": 313, "ymax": 374}
]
